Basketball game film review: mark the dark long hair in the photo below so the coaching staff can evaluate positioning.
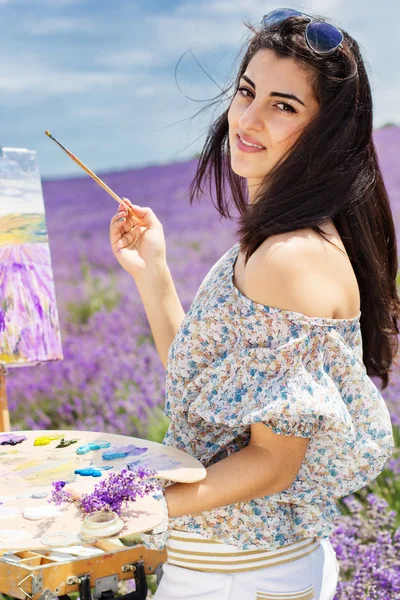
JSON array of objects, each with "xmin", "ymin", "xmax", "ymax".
[{"xmin": 187, "ymin": 14, "xmax": 400, "ymax": 389}]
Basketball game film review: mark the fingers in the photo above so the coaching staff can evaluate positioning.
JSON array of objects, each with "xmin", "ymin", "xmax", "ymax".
[
  {"xmin": 110, "ymin": 211, "xmax": 126, "ymax": 245},
  {"xmin": 115, "ymin": 227, "xmax": 142, "ymax": 253},
  {"xmin": 120, "ymin": 198, "xmax": 142, "ymax": 226},
  {"xmin": 110, "ymin": 210, "xmax": 125, "ymax": 227},
  {"xmin": 121, "ymin": 197, "xmax": 134, "ymax": 210},
  {"xmin": 63, "ymin": 483, "xmax": 82, "ymax": 500},
  {"xmin": 110, "ymin": 198, "xmax": 156, "ymax": 250},
  {"xmin": 121, "ymin": 198, "xmax": 162, "ymax": 231},
  {"xmin": 113, "ymin": 201, "xmax": 137, "ymax": 229},
  {"xmin": 110, "ymin": 206, "xmax": 136, "ymax": 243}
]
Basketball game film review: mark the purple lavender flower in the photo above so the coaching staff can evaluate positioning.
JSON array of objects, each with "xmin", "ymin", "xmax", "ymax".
[
  {"xmin": 332, "ymin": 492, "xmax": 400, "ymax": 598},
  {"xmin": 48, "ymin": 468, "xmax": 161, "ymax": 516},
  {"xmin": 78, "ymin": 468, "xmax": 160, "ymax": 515},
  {"xmin": 49, "ymin": 480, "xmax": 74, "ymax": 506}
]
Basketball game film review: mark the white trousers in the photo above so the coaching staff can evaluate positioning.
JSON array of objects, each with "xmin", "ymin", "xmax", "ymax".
[{"xmin": 153, "ymin": 536, "xmax": 339, "ymax": 600}]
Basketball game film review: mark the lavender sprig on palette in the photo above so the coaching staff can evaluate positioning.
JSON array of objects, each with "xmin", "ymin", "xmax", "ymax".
[
  {"xmin": 49, "ymin": 467, "xmax": 160, "ymax": 515},
  {"xmin": 50, "ymin": 480, "xmax": 73, "ymax": 505}
]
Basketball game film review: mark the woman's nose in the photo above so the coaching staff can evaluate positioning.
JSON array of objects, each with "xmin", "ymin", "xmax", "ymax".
[{"xmin": 238, "ymin": 103, "xmax": 266, "ymax": 132}]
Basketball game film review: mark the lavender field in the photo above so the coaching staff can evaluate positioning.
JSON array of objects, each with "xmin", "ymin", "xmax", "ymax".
[{"xmin": 6, "ymin": 125, "xmax": 400, "ymax": 598}]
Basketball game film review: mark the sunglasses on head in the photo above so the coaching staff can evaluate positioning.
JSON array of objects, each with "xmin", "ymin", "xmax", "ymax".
[{"xmin": 261, "ymin": 8, "xmax": 344, "ymax": 55}]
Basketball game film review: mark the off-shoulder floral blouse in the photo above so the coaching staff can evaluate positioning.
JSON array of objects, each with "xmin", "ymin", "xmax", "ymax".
[{"xmin": 142, "ymin": 242, "xmax": 395, "ymax": 552}]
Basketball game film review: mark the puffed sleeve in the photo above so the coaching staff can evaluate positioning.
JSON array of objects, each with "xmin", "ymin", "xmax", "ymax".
[{"xmin": 186, "ymin": 327, "xmax": 394, "ymax": 496}]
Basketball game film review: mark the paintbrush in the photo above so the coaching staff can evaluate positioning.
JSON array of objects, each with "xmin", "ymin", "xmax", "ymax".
[{"xmin": 44, "ymin": 130, "xmax": 145, "ymax": 227}]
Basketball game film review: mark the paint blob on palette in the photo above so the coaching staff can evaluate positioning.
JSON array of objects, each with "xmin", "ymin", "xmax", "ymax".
[
  {"xmin": 1, "ymin": 451, "xmax": 91, "ymax": 487},
  {"xmin": 127, "ymin": 451, "xmax": 182, "ymax": 472},
  {"xmin": 0, "ymin": 433, "xmax": 27, "ymax": 446},
  {"xmin": 102, "ymin": 444, "xmax": 148, "ymax": 461}
]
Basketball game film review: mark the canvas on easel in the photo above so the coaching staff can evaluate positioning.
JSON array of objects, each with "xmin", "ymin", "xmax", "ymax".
[{"xmin": 0, "ymin": 148, "xmax": 63, "ymax": 430}]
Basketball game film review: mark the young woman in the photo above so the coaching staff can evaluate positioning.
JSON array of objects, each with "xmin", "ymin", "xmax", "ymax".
[{"xmin": 110, "ymin": 8, "xmax": 397, "ymax": 600}]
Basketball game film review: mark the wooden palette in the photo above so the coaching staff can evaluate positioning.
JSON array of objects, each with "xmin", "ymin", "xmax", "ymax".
[{"xmin": 0, "ymin": 429, "xmax": 206, "ymax": 551}]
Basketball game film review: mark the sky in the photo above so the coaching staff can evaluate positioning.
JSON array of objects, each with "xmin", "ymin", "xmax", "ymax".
[{"xmin": 0, "ymin": 0, "xmax": 398, "ymax": 179}]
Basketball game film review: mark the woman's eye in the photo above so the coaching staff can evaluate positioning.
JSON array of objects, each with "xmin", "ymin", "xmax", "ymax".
[
  {"xmin": 237, "ymin": 86, "xmax": 254, "ymax": 99},
  {"xmin": 275, "ymin": 101, "xmax": 296, "ymax": 114},
  {"xmin": 237, "ymin": 86, "xmax": 296, "ymax": 114}
]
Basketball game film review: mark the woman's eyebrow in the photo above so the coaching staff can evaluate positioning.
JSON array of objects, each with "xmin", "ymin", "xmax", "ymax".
[{"xmin": 240, "ymin": 74, "xmax": 306, "ymax": 107}]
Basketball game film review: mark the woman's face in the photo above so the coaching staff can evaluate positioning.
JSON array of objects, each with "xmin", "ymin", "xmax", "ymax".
[{"xmin": 228, "ymin": 49, "xmax": 320, "ymax": 204}]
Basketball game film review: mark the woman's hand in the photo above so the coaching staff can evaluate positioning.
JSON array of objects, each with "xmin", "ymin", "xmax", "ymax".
[
  {"xmin": 63, "ymin": 482, "xmax": 82, "ymax": 501},
  {"xmin": 110, "ymin": 197, "xmax": 167, "ymax": 279}
]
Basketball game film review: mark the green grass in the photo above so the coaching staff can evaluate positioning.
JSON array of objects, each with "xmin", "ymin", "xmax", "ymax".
[{"xmin": 67, "ymin": 257, "xmax": 122, "ymax": 324}]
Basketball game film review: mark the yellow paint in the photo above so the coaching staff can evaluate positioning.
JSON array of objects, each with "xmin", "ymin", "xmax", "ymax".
[
  {"xmin": 33, "ymin": 435, "xmax": 63, "ymax": 446},
  {"xmin": 0, "ymin": 214, "xmax": 48, "ymax": 246},
  {"xmin": 0, "ymin": 354, "xmax": 16, "ymax": 364},
  {"xmin": 23, "ymin": 459, "xmax": 81, "ymax": 486},
  {"xmin": 13, "ymin": 458, "xmax": 42, "ymax": 471}
]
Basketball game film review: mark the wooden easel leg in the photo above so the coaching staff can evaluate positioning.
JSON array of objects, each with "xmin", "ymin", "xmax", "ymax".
[{"xmin": 0, "ymin": 366, "xmax": 10, "ymax": 432}]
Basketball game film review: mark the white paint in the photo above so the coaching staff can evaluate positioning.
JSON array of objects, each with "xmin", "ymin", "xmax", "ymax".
[
  {"xmin": 22, "ymin": 505, "xmax": 60, "ymax": 521},
  {"xmin": 41, "ymin": 532, "xmax": 80, "ymax": 547},
  {"xmin": 51, "ymin": 545, "xmax": 105, "ymax": 557},
  {"xmin": 0, "ymin": 507, "xmax": 18, "ymax": 519}
]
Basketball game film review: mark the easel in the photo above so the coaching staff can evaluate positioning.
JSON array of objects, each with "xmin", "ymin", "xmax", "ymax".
[
  {"xmin": 0, "ymin": 364, "xmax": 10, "ymax": 432},
  {"xmin": 0, "ymin": 541, "xmax": 166, "ymax": 600}
]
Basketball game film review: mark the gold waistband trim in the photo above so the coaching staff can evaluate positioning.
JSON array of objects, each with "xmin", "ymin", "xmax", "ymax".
[
  {"xmin": 168, "ymin": 533, "xmax": 312, "ymax": 550},
  {"xmin": 256, "ymin": 583, "xmax": 315, "ymax": 599},
  {"xmin": 166, "ymin": 533, "xmax": 321, "ymax": 573},
  {"xmin": 167, "ymin": 537, "xmax": 316, "ymax": 559}
]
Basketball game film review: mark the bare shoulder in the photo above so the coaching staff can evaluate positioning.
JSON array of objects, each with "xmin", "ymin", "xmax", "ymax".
[
  {"xmin": 242, "ymin": 228, "xmax": 360, "ymax": 319},
  {"xmin": 253, "ymin": 228, "xmax": 335, "ymax": 267}
]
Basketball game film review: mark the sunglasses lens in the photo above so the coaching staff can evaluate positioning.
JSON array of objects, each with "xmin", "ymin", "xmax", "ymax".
[
  {"xmin": 261, "ymin": 8, "xmax": 303, "ymax": 29},
  {"xmin": 306, "ymin": 21, "xmax": 343, "ymax": 53}
]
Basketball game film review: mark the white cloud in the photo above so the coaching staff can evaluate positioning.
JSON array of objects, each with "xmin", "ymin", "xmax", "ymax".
[
  {"xmin": 177, "ymin": 0, "xmax": 267, "ymax": 16},
  {"xmin": 148, "ymin": 14, "xmax": 242, "ymax": 58},
  {"xmin": 0, "ymin": 61, "xmax": 132, "ymax": 98},
  {"xmin": 22, "ymin": 16, "xmax": 97, "ymax": 35},
  {"xmin": 20, "ymin": 0, "xmax": 84, "ymax": 3},
  {"xmin": 97, "ymin": 49, "xmax": 154, "ymax": 68},
  {"xmin": 298, "ymin": 0, "xmax": 344, "ymax": 16},
  {"xmin": 373, "ymin": 81, "xmax": 400, "ymax": 127},
  {"xmin": 71, "ymin": 106, "xmax": 117, "ymax": 119},
  {"xmin": 175, "ymin": 0, "xmax": 344, "ymax": 19}
]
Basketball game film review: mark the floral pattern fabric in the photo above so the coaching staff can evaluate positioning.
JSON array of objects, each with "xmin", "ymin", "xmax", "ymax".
[{"xmin": 142, "ymin": 243, "xmax": 395, "ymax": 552}]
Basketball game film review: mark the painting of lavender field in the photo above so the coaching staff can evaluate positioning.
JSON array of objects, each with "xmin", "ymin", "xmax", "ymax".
[{"xmin": 0, "ymin": 148, "xmax": 63, "ymax": 366}]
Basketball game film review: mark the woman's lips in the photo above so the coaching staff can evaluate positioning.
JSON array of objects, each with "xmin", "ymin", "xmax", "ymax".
[{"xmin": 236, "ymin": 133, "xmax": 266, "ymax": 153}]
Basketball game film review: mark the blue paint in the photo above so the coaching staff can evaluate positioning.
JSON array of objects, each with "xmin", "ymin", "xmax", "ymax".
[
  {"xmin": 76, "ymin": 441, "xmax": 111, "ymax": 455},
  {"xmin": 74, "ymin": 466, "xmax": 113, "ymax": 477},
  {"xmin": 102, "ymin": 444, "xmax": 148, "ymax": 461},
  {"xmin": 102, "ymin": 450, "xmax": 129, "ymax": 460},
  {"xmin": 75, "ymin": 467, "xmax": 102, "ymax": 477}
]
